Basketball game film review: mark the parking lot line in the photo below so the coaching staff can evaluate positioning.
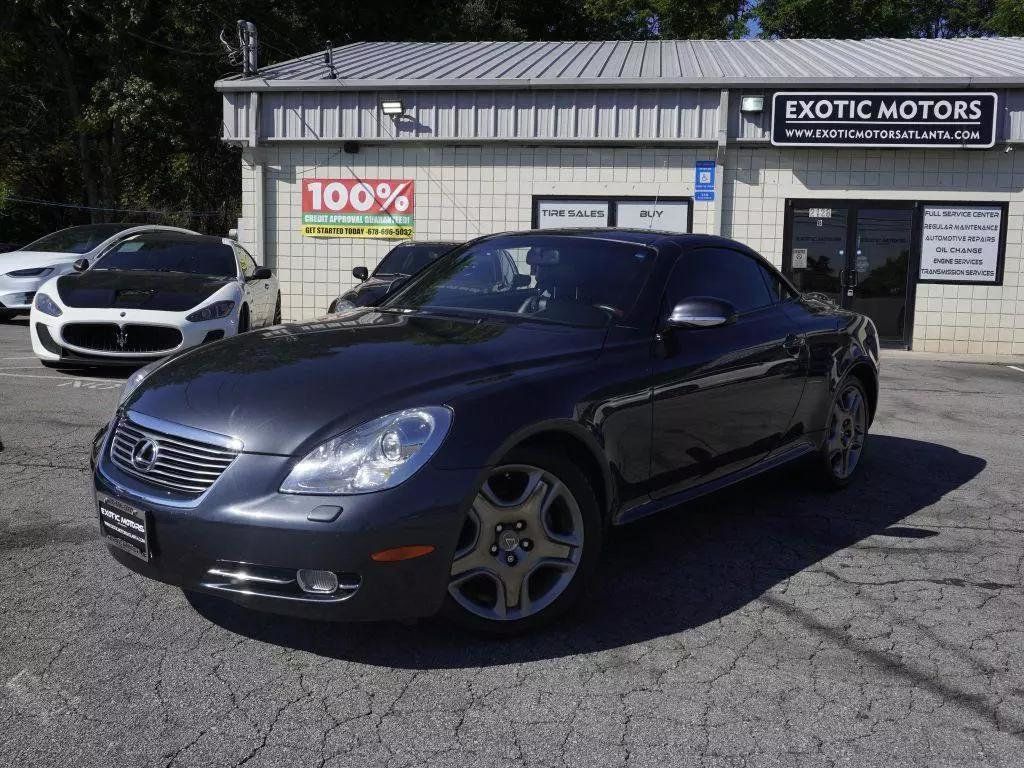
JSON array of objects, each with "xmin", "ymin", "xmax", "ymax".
[
  {"xmin": 1008, "ymin": 365, "xmax": 1024, "ymax": 374},
  {"xmin": 0, "ymin": 370, "xmax": 121, "ymax": 384}
]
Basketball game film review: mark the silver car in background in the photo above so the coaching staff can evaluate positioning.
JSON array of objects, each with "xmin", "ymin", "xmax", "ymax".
[{"xmin": 0, "ymin": 224, "xmax": 195, "ymax": 320}]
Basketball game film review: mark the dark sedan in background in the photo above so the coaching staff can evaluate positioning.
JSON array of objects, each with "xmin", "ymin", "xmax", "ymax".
[
  {"xmin": 93, "ymin": 229, "xmax": 879, "ymax": 634},
  {"xmin": 327, "ymin": 240, "xmax": 459, "ymax": 313}
]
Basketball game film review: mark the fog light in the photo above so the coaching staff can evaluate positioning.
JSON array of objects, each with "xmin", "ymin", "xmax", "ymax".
[{"xmin": 296, "ymin": 569, "xmax": 339, "ymax": 594}]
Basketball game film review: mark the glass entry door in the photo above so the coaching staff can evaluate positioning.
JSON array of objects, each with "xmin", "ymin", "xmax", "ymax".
[
  {"xmin": 851, "ymin": 208, "xmax": 913, "ymax": 341},
  {"xmin": 784, "ymin": 201, "xmax": 915, "ymax": 346},
  {"xmin": 788, "ymin": 205, "xmax": 849, "ymax": 306}
]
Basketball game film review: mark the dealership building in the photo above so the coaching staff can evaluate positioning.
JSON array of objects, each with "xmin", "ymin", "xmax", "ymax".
[{"xmin": 217, "ymin": 37, "xmax": 1024, "ymax": 354}]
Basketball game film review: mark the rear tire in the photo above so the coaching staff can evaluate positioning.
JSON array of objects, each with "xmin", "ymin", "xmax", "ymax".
[
  {"xmin": 272, "ymin": 293, "xmax": 282, "ymax": 324},
  {"xmin": 0, "ymin": 310, "xmax": 16, "ymax": 322},
  {"xmin": 441, "ymin": 445, "xmax": 602, "ymax": 635},
  {"xmin": 812, "ymin": 377, "xmax": 869, "ymax": 489}
]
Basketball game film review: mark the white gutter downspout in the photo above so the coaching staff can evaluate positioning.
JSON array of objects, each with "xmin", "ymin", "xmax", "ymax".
[
  {"xmin": 249, "ymin": 91, "xmax": 266, "ymax": 262},
  {"xmin": 713, "ymin": 89, "xmax": 728, "ymax": 237}
]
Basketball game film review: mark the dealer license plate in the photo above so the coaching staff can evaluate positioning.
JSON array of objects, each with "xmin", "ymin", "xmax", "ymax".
[{"xmin": 97, "ymin": 494, "xmax": 150, "ymax": 562}]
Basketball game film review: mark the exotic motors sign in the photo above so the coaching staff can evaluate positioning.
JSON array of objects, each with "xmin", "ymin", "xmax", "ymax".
[
  {"xmin": 919, "ymin": 205, "xmax": 1004, "ymax": 284},
  {"xmin": 301, "ymin": 178, "xmax": 414, "ymax": 239},
  {"xmin": 771, "ymin": 92, "xmax": 998, "ymax": 149}
]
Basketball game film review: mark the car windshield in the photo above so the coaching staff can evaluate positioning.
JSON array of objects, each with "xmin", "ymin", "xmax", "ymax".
[
  {"xmin": 20, "ymin": 223, "xmax": 139, "ymax": 254},
  {"xmin": 382, "ymin": 235, "xmax": 657, "ymax": 328},
  {"xmin": 373, "ymin": 243, "xmax": 458, "ymax": 276},
  {"xmin": 93, "ymin": 237, "xmax": 237, "ymax": 277}
]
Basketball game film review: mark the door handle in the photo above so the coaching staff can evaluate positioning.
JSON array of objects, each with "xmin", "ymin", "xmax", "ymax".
[{"xmin": 783, "ymin": 334, "xmax": 806, "ymax": 356}]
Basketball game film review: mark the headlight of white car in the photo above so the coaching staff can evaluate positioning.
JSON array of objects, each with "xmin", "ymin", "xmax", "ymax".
[
  {"xmin": 33, "ymin": 292, "xmax": 62, "ymax": 317},
  {"xmin": 7, "ymin": 267, "xmax": 52, "ymax": 278},
  {"xmin": 280, "ymin": 406, "xmax": 453, "ymax": 495},
  {"xmin": 186, "ymin": 300, "xmax": 235, "ymax": 322}
]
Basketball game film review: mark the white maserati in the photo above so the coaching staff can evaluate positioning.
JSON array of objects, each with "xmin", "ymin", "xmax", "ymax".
[{"xmin": 30, "ymin": 230, "xmax": 280, "ymax": 366}]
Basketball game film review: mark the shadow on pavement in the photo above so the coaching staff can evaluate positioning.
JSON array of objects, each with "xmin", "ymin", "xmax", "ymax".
[{"xmin": 188, "ymin": 434, "xmax": 986, "ymax": 667}]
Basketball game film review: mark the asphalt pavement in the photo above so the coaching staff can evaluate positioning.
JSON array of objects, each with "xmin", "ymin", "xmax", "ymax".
[{"xmin": 1, "ymin": 317, "xmax": 1022, "ymax": 767}]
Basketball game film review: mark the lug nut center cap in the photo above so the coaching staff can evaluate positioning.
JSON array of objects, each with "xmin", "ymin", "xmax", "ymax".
[{"xmin": 499, "ymin": 530, "xmax": 520, "ymax": 552}]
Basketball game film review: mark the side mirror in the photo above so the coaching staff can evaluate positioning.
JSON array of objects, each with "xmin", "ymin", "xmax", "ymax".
[
  {"xmin": 352, "ymin": 266, "xmax": 369, "ymax": 281},
  {"xmin": 250, "ymin": 267, "xmax": 272, "ymax": 280},
  {"xmin": 73, "ymin": 258, "xmax": 89, "ymax": 272},
  {"xmin": 513, "ymin": 273, "xmax": 531, "ymax": 288},
  {"xmin": 664, "ymin": 297, "xmax": 737, "ymax": 329}
]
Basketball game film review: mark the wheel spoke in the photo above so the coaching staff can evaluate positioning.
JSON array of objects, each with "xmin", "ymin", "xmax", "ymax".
[{"xmin": 498, "ymin": 568, "xmax": 526, "ymax": 612}]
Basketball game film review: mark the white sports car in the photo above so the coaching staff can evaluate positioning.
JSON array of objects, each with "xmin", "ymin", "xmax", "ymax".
[
  {"xmin": 30, "ymin": 230, "xmax": 280, "ymax": 366},
  {"xmin": 1, "ymin": 223, "xmax": 195, "ymax": 321}
]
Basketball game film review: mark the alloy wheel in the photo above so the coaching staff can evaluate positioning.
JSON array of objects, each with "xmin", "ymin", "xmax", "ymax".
[
  {"xmin": 827, "ymin": 383, "xmax": 867, "ymax": 480},
  {"xmin": 448, "ymin": 464, "xmax": 584, "ymax": 622}
]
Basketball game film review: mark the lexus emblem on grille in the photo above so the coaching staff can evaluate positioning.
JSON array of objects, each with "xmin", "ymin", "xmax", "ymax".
[
  {"xmin": 115, "ymin": 326, "xmax": 128, "ymax": 350},
  {"xmin": 131, "ymin": 439, "xmax": 160, "ymax": 472}
]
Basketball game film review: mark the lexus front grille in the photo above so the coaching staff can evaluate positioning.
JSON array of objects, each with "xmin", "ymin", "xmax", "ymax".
[{"xmin": 109, "ymin": 414, "xmax": 240, "ymax": 495}]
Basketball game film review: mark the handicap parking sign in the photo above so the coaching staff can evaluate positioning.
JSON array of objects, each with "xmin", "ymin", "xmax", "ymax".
[{"xmin": 695, "ymin": 161, "xmax": 716, "ymax": 201}]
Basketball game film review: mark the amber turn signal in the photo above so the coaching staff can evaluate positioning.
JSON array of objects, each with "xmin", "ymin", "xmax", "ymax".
[{"xmin": 370, "ymin": 545, "xmax": 435, "ymax": 562}]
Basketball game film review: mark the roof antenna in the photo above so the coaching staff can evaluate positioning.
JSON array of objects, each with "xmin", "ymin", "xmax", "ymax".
[
  {"xmin": 236, "ymin": 20, "xmax": 258, "ymax": 77},
  {"xmin": 324, "ymin": 40, "xmax": 337, "ymax": 79}
]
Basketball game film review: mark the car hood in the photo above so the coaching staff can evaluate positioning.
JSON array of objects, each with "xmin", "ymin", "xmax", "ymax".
[
  {"xmin": 128, "ymin": 309, "xmax": 604, "ymax": 455},
  {"xmin": 343, "ymin": 276, "xmax": 397, "ymax": 306},
  {"xmin": 0, "ymin": 250, "xmax": 80, "ymax": 274},
  {"xmin": 55, "ymin": 270, "xmax": 234, "ymax": 312}
]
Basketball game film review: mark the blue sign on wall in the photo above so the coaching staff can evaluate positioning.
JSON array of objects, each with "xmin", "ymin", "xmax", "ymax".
[{"xmin": 695, "ymin": 161, "xmax": 716, "ymax": 201}]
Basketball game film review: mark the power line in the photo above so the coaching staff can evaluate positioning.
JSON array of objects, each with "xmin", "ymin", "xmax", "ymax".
[{"xmin": 3, "ymin": 195, "xmax": 228, "ymax": 219}]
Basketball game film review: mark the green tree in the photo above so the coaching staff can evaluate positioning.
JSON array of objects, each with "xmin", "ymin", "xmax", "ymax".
[{"xmin": 756, "ymin": 0, "xmax": 1001, "ymax": 38}]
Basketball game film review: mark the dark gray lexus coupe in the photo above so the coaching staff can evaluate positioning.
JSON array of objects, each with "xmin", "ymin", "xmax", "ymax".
[{"xmin": 93, "ymin": 229, "xmax": 879, "ymax": 633}]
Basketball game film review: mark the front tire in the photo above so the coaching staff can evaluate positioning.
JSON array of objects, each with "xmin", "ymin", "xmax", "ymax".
[
  {"xmin": 442, "ymin": 446, "xmax": 602, "ymax": 635},
  {"xmin": 813, "ymin": 377, "xmax": 869, "ymax": 489},
  {"xmin": 0, "ymin": 310, "xmax": 17, "ymax": 322},
  {"xmin": 272, "ymin": 293, "xmax": 282, "ymax": 324}
]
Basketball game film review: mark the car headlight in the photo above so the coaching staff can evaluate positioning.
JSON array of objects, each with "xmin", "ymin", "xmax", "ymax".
[
  {"xmin": 119, "ymin": 359, "xmax": 163, "ymax": 406},
  {"xmin": 34, "ymin": 292, "xmax": 62, "ymax": 317},
  {"xmin": 331, "ymin": 299, "xmax": 355, "ymax": 313},
  {"xmin": 280, "ymin": 406, "xmax": 453, "ymax": 495},
  {"xmin": 186, "ymin": 300, "xmax": 235, "ymax": 322},
  {"xmin": 7, "ymin": 267, "xmax": 52, "ymax": 278}
]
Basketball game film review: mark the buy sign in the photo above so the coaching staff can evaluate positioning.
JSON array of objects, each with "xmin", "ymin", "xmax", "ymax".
[{"xmin": 301, "ymin": 178, "xmax": 415, "ymax": 239}]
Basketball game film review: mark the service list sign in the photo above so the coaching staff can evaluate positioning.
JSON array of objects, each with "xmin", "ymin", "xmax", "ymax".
[
  {"xmin": 302, "ymin": 178, "xmax": 414, "ymax": 239},
  {"xmin": 771, "ymin": 92, "xmax": 998, "ymax": 148},
  {"xmin": 919, "ymin": 205, "xmax": 1003, "ymax": 284}
]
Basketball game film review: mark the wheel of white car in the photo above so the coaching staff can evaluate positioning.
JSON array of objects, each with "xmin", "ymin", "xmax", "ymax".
[{"xmin": 237, "ymin": 304, "xmax": 250, "ymax": 334}]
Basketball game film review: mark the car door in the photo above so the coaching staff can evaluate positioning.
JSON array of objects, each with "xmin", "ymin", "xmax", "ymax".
[
  {"xmin": 234, "ymin": 244, "xmax": 270, "ymax": 325},
  {"xmin": 649, "ymin": 246, "xmax": 807, "ymax": 499}
]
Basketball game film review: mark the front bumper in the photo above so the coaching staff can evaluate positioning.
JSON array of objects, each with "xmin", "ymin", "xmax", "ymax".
[
  {"xmin": 0, "ymin": 273, "xmax": 48, "ymax": 311},
  {"xmin": 93, "ymin": 428, "xmax": 481, "ymax": 621},
  {"xmin": 31, "ymin": 308, "xmax": 235, "ymax": 363}
]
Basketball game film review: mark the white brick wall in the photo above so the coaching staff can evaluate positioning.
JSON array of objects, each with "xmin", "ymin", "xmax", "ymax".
[
  {"xmin": 720, "ymin": 146, "xmax": 1023, "ymax": 356},
  {"xmin": 245, "ymin": 142, "xmax": 1023, "ymax": 356}
]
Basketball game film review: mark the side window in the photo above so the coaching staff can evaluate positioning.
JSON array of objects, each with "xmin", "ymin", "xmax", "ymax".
[
  {"xmin": 499, "ymin": 250, "xmax": 518, "ymax": 287},
  {"xmin": 668, "ymin": 248, "xmax": 775, "ymax": 314},
  {"xmin": 233, "ymin": 245, "xmax": 256, "ymax": 278},
  {"xmin": 759, "ymin": 263, "xmax": 798, "ymax": 302}
]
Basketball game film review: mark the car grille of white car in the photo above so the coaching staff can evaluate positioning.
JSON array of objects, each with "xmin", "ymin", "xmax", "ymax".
[
  {"xmin": 109, "ymin": 417, "xmax": 240, "ymax": 495},
  {"xmin": 62, "ymin": 323, "xmax": 182, "ymax": 354}
]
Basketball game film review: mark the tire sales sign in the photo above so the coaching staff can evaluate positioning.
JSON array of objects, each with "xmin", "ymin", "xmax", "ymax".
[
  {"xmin": 301, "ymin": 178, "xmax": 414, "ymax": 239},
  {"xmin": 919, "ymin": 205, "xmax": 1004, "ymax": 284},
  {"xmin": 771, "ymin": 92, "xmax": 997, "ymax": 148}
]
